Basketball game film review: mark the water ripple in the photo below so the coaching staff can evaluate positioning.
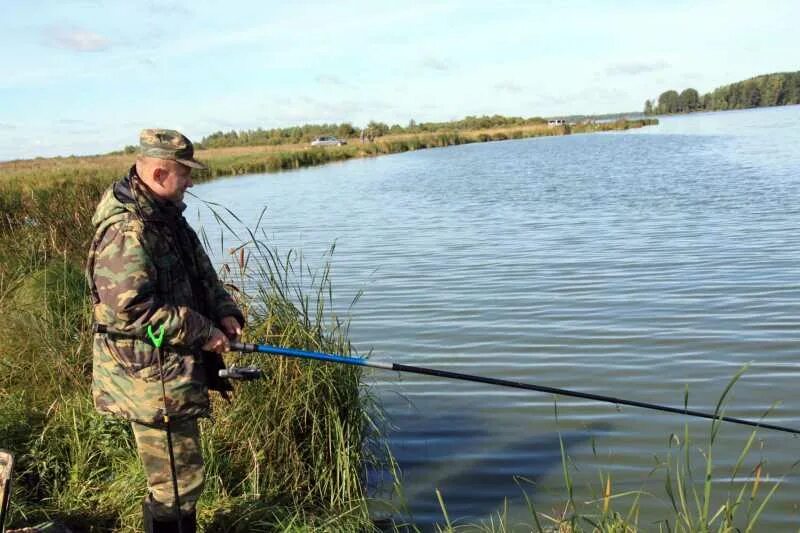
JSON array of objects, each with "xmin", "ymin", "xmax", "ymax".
[{"xmin": 190, "ymin": 106, "xmax": 800, "ymax": 529}]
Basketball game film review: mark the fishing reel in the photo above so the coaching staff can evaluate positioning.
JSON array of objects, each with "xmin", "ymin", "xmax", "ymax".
[{"xmin": 218, "ymin": 365, "xmax": 264, "ymax": 380}]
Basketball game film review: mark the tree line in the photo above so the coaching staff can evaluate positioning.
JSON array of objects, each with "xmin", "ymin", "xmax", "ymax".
[
  {"xmin": 644, "ymin": 71, "xmax": 800, "ymax": 115},
  {"xmin": 197, "ymin": 115, "xmax": 549, "ymax": 149}
]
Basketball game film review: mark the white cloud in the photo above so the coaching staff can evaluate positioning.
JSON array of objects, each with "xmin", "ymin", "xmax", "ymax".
[
  {"xmin": 143, "ymin": 1, "xmax": 194, "ymax": 17},
  {"xmin": 46, "ymin": 26, "xmax": 111, "ymax": 52},
  {"xmin": 421, "ymin": 57, "xmax": 450, "ymax": 72},
  {"xmin": 494, "ymin": 81, "xmax": 524, "ymax": 94},
  {"xmin": 605, "ymin": 60, "xmax": 670, "ymax": 76},
  {"xmin": 315, "ymin": 74, "xmax": 346, "ymax": 86},
  {"xmin": 262, "ymin": 95, "xmax": 395, "ymax": 126}
]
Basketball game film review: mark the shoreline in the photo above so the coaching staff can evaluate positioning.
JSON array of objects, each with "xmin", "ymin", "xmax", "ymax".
[{"xmin": 0, "ymin": 118, "xmax": 657, "ymax": 190}]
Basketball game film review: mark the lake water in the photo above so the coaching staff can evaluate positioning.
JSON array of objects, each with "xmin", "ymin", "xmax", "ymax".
[{"xmin": 188, "ymin": 106, "xmax": 800, "ymax": 529}]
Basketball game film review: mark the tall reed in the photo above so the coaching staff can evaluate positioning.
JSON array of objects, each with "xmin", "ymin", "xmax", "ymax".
[{"xmin": 0, "ymin": 183, "xmax": 384, "ymax": 530}]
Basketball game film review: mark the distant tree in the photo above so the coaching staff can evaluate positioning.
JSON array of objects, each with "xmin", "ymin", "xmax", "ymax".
[
  {"xmin": 336, "ymin": 123, "xmax": 356, "ymax": 139},
  {"xmin": 657, "ymin": 90, "xmax": 680, "ymax": 114},
  {"xmin": 643, "ymin": 99, "xmax": 654, "ymax": 115},
  {"xmin": 678, "ymin": 88, "xmax": 700, "ymax": 112},
  {"xmin": 708, "ymin": 86, "xmax": 730, "ymax": 111},
  {"xmin": 367, "ymin": 121, "xmax": 389, "ymax": 136},
  {"xmin": 743, "ymin": 81, "xmax": 762, "ymax": 108},
  {"xmin": 407, "ymin": 119, "xmax": 417, "ymax": 130},
  {"xmin": 787, "ymin": 72, "xmax": 800, "ymax": 103},
  {"xmin": 649, "ymin": 71, "xmax": 800, "ymax": 116},
  {"xmin": 761, "ymin": 74, "xmax": 785, "ymax": 106}
]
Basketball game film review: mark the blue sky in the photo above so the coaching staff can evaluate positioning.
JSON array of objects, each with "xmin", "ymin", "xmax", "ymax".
[{"xmin": 1, "ymin": 0, "xmax": 798, "ymax": 160}]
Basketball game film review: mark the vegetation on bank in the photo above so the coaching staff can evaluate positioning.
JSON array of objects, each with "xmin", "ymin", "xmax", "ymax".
[
  {"xmin": 0, "ymin": 177, "xmax": 383, "ymax": 530},
  {"xmin": 644, "ymin": 71, "xmax": 800, "ymax": 115},
  {"xmin": 194, "ymin": 114, "xmax": 555, "ymax": 149},
  {"xmin": 1, "ymin": 118, "xmax": 657, "ymax": 190},
  {"xmin": 186, "ymin": 113, "xmax": 657, "ymax": 150}
]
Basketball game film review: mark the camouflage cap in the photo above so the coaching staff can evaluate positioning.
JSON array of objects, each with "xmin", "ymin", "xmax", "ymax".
[{"xmin": 139, "ymin": 128, "xmax": 207, "ymax": 170}]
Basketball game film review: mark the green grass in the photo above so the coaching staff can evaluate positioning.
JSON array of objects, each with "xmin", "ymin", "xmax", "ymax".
[{"xmin": 0, "ymin": 187, "xmax": 384, "ymax": 530}]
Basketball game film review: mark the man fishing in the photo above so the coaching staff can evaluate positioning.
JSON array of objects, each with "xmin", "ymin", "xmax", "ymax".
[{"xmin": 86, "ymin": 129, "xmax": 244, "ymax": 532}]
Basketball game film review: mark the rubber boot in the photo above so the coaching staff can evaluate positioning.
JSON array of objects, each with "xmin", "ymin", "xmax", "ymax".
[
  {"xmin": 179, "ymin": 511, "xmax": 197, "ymax": 533},
  {"xmin": 142, "ymin": 500, "xmax": 196, "ymax": 533}
]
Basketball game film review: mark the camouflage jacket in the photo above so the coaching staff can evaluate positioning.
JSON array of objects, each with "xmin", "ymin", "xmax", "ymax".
[{"xmin": 86, "ymin": 167, "xmax": 244, "ymax": 425}]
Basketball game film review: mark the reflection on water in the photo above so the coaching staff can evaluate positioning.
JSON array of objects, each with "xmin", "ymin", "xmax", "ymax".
[{"xmin": 189, "ymin": 106, "xmax": 800, "ymax": 528}]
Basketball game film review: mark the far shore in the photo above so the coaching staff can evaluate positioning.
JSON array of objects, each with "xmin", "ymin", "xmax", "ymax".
[{"xmin": 0, "ymin": 118, "xmax": 657, "ymax": 190}]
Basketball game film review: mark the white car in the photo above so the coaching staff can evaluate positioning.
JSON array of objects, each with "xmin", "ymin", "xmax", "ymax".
[{"xmin": 310, "ymin": 136, "xmax": 347, "ymax": 147}]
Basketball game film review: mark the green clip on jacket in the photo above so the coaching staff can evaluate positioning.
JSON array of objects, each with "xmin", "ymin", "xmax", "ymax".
[{"xmin": 86, "ymin": 167, "xmax": 244, "ymax": 425}]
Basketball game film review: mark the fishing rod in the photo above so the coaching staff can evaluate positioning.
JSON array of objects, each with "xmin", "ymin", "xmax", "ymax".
[{"xmin": 228, "ymin": 341, "xmax": 800, "ymax": 437}]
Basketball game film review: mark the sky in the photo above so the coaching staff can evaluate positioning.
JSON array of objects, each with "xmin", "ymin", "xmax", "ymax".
[{"xmin": 1, "ymin": 0, "xmax": 798, "ymax": 161}]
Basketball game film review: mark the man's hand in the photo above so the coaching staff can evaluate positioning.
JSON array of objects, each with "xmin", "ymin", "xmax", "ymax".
[
  {"xmin": 220, "ymin": 315, "xmax": 242, "ymax": 341},
  {"xmin": 202, "ymin": 327, "xmax": 230, "ymax": 353}
]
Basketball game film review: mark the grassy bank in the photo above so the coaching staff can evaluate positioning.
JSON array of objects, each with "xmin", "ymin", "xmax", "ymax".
[{"xmin": 0, "ymin": 173, "xmax": 383, "ymax": 530}]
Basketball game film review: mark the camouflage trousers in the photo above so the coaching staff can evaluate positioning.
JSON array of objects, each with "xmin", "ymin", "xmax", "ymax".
[{"xmin": 131, "ymin": 418, "xmax": 204, "ymax": 520}]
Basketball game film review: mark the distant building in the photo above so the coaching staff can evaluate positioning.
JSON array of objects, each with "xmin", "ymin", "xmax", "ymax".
[{"xmin": 547, "ymin": 119, "xmax": 567, "ymax": 128}]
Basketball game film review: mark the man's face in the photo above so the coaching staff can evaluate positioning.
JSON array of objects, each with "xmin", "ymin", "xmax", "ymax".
[{"xmin": 155, "ymin": 161, "xmax": 194, "ymax": 203}]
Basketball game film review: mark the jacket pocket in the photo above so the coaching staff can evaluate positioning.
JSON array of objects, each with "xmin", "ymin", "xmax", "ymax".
[
  {"xmin": 138, "ymin": 349, "xmax": 186, "ymax": 383},
  {"xmin": 101, "ymin": 336, "xmax": 156, "ymax": 373}
]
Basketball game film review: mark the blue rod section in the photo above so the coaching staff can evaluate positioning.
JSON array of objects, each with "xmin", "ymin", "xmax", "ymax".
[{"xmin": 231, "ymin": 342, "xmax": 391, "ymax": 368}]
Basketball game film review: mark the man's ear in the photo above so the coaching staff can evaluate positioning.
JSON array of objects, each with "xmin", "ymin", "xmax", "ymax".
[{"xmin": 152, "ymin": 166, "xmax": 167, "ymax": 185}]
